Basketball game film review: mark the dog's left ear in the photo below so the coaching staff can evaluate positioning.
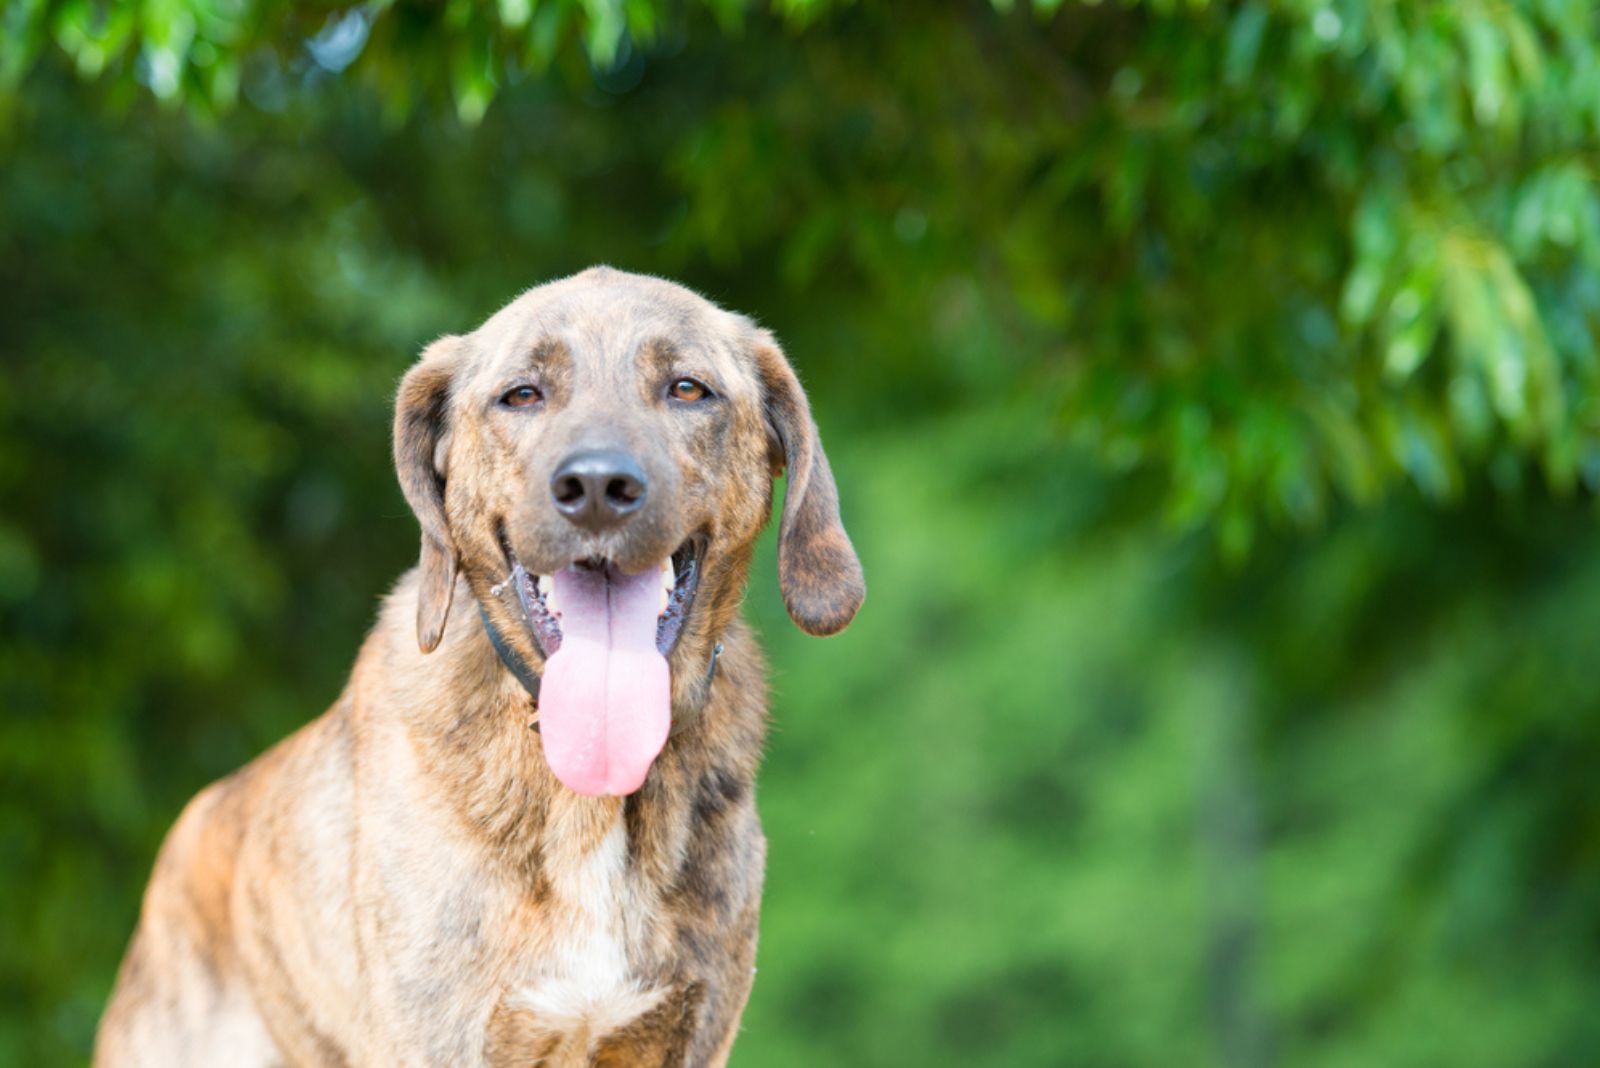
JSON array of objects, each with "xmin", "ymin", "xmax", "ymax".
[
  {"xmin": 753, "ymin": 333, "xmax": 865, "ymax": 636},
  {"xmin": 394, "ymin": 335, "xmax": 465, "ymax": 653}
]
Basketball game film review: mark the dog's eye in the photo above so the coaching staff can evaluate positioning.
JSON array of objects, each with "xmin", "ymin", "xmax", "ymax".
[
  {"xmin": 501, "ymin": 385, "xmax": 543, "ymax": 409},
  {"xmin": 669, "ymin": 378, "xmax": 711, "ymax": 403}
]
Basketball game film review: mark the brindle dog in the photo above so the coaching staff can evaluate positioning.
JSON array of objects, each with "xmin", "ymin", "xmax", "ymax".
[{"xmin": 94, "ymin": 267, "xmax": 865, "ymax": 1067}]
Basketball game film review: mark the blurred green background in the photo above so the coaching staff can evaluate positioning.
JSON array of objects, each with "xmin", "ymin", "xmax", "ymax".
[{"xmin": 5, "ymin": 1, "xmax": 1600, "ymax": 1064}]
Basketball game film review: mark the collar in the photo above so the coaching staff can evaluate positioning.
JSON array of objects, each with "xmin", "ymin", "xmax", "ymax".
[
  {"xmin": 477, "ymin": 604, "xmax": 722, "ymax": 731},
  {"xmin": 478, "ymin": 603, "xmax": 542, "ymax": 702}
]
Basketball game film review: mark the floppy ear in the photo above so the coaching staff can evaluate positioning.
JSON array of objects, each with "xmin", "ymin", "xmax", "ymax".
[
  {"xmin": 754, "ymin": 335, "xmax": 865, "ymax": 636},
  {"xmin": 394, "ymin": 335, "xmax": 465, "ymax": 653}
]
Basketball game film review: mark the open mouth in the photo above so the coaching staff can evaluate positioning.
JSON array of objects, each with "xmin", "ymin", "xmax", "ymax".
[
  {"xmin": 499, "ymin": 535, "xmax": 703, "ymax": 660},
  {"xmin": 491, "ymin": 531, "xmax": 705, "ymax": 797}
]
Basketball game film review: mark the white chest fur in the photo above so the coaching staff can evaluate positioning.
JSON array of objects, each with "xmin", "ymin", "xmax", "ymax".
[{"xmin": 509, "ymin": 806, "xmax": 664, "ymax": 1039}]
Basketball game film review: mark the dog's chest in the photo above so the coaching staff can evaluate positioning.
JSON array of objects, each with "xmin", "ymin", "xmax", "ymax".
[{"xmin": 497, "ymin": 808, "xmax": 665, "ymax": 1050}]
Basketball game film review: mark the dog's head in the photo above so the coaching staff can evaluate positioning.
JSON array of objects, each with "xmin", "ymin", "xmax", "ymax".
[{"xmin": 393, "ymin": 267, "xmax": 863, "ymax": 795}]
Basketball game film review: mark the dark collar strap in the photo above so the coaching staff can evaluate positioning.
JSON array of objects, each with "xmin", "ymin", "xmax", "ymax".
[
  {"xmin": 477, "ymin": 605, "xmax": 722, "ymax": 723},
  {"xmin": 478, "ymin": 604, "xmax": 542, "ymax": 702}
]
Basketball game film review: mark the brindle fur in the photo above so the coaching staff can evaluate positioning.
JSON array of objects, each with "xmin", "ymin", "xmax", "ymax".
[{"xmin": 94, "ymin": 267, "xmax": 864, "ymax": 1067}]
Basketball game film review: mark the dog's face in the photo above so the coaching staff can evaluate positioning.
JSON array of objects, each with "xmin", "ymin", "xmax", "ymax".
[{"xmin": 394, "ymin": 267, "xmax": 863, "ymax": 795}]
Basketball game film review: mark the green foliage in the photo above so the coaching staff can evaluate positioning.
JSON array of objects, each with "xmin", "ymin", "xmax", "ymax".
[
  {"xmin": 4, "ymin": 2, "xmax": 1600, "ymax": 1065},
  {"xmin": 10, "ymin": 1, "xmax": 1600, "ymax": 552}
]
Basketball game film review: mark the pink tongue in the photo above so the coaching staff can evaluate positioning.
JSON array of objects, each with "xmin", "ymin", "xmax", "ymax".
[{"xmin": 539, "ymin": 564, "xmax": 670, "ymax": 796}]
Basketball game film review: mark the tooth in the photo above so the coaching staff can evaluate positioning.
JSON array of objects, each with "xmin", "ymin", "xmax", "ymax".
[
  {"xmin": 537, "ymin": 574, "xmax": 557, "ymax": 615},
  {"xmin": 660, "ymin": 558, "xmax": 674, "ymax": 613}
]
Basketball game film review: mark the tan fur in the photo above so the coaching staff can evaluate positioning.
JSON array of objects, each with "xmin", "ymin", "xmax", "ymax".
[{"xmin": 94, "ymin": 268, "xmax": 862, "ymax": 1067}]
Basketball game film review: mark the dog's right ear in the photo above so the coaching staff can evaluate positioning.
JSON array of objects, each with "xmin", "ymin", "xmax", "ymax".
[{"xmin": 394, "ymin": 335, "xmax": 464, "ymax": 654}]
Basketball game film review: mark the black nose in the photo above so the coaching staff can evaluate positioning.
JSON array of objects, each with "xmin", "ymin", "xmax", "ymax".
[{"xmin": 550, "ymin": 449, "xmax": 648, "ymax": 531}]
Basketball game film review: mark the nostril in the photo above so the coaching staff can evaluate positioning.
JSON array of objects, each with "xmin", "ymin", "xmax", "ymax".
[
  {"xmin": 606, "ymin": 477, "xmax": 642, "ymax": 508},
  {"xmin": 553, "ymin": 476, "xmax": 586, "ymax": 506}
]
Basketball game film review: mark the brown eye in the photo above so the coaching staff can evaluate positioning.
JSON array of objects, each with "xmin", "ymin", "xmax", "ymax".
[
  {"xmin": 501, "ymin": 385, "xmax": 543, "ymax": 408},
  {"xmin": 669, "ymin": 378, "xmax": 710, "ymax": 403}
]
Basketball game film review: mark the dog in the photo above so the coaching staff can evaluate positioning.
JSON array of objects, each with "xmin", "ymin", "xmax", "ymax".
[{"xmin": 93, "ymin": 267, "xmax": 864, "ymax": 1067}]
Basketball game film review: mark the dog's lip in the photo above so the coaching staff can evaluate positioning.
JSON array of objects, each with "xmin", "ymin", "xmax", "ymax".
[{"xmin": 494, "ymin": 533, "xmax": 706, "ymax": 661}]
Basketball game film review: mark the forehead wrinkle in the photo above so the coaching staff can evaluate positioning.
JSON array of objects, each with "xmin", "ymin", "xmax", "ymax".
[
  {"xmin": 527, "ymin": 337, "xmax": 571, "ymax": 381},
  {"xmin": 557, "ymin": 309, "xmax": 619, "ymax": 392},
  {"xmin": 636, "ymin": 336, "xmax": 679, "ymax": 380},
  {"xmin": 491, "ymin": 279, "xmax": 742, "ymax": 392},
  {"xmin": 558, "ymin": 294, "xmax": 664, "ymax": 385}
]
